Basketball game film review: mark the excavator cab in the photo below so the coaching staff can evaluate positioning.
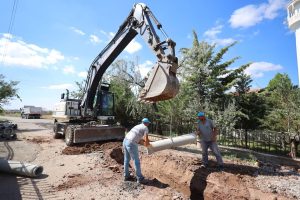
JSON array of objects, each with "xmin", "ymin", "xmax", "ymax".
[{"xmin": 94, "ymin": 83, "xmax": 115, "ymax": 122}]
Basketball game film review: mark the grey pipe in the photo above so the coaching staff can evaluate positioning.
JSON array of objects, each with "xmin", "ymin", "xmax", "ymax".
[
  {"xmin": 0, "ymin": 159, "xmax": 43, "ymax": 177},
  {"xmin": 146, "ymin": 133, "xmax": 197, "ymax": 155}
]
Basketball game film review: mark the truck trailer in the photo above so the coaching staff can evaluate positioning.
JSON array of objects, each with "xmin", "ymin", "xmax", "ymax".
[{"xmin": 21, "ymin": 106, "xmax": 42, "ymax": 119}]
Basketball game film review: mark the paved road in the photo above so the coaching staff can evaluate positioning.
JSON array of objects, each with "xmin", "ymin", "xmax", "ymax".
[
  {"xmin": 0, "ymin": 116, "xmax": 58, "ymax": 200},
  {"xmin": 0, "ymin": 116, "xmax": 53, "ymax": 161}
]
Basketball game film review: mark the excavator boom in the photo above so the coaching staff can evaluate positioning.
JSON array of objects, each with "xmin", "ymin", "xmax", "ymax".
[
  {"xmin": 81, "ymin": 3, "xmax": 179, "ymax": 115},
  {"xmin": 52, "ymin": 3, "xmax": 179, "ymax": 146}
]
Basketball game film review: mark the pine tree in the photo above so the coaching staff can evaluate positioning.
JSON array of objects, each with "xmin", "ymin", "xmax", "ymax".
[{"xmin": 179, "ymin": 31, "xmax": 250, "ymax": 127}]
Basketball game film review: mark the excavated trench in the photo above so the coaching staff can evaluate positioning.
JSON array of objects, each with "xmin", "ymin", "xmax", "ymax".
[
  {"xmin": 62, "ymin": 141, "xmax": 283, "ymax": 200},
  {"xmin": 62, "ymin": 142, "xmax": 202, "ymax": 197},
  {"xmin": 105, "ymin": 143, "xmax": 262, "ymax": 199}
]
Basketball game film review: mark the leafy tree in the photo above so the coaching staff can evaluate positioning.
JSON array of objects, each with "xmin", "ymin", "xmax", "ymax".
[
  {"xmin": 70, "ymin": 80, "xmax": 85, "ymax": 99},
  {"xmin": 69, "ymin": 59, "xmax": 152, "ymax": 128},
  {"xmin": 179, "ymin": 30, "xmax": 250, "ymax": 127},
  {"xmin": 213, "ymin": 100, "xmax": 241, "ymax": 134},
  {"xmin": 235, "ymin": 72, "xmax": 251, "ymax": 94},
  {"xmin": 156, "ymin": 87, "xmax": 196, "ymax": 136},
  {"xmin": 0, "ymin": 74, "xmax": 20, "ymax": 112},
  {"xmin": 106, "ymin": 59, "xmax": 153, "ymax": 128},
  {"xmin": 264, "ymin": 73, "xmax": 296, "ymax": 132},
  {"xmin": 234, "ymin": 72, "xmax": 267, "ymax": 130},
  {"xmin": 109, "ymin": 76, "xmax": 137, "ymax": 127},
  {"xmin": 263, "ymin": 73, "xmax": 300, "ymax": 158}
]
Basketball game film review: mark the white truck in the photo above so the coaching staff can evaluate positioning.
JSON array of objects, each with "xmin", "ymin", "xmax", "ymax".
[{"xmin": 21, "ymin": 106, "xmax": 42, "ymax": 119}]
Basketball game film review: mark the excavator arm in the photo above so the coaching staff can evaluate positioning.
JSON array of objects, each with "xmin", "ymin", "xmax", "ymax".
[{"xmin": 81, "ymin": 3, "xmax": 179, "ymax": 117}]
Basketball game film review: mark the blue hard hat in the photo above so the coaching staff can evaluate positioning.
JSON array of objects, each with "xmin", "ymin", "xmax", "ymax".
[
  {"xmin": 142, "ymin": 118, "xmax": 151, "ymax": 123},
  {"xmin": 197, "ymin": 112, "xmax": 205, "ymax": 117}
]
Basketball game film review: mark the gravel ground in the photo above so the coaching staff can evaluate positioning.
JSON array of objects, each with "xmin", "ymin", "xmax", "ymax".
[{"xmin": 255, "ymin": 168, "xmax": 300, "ymax": 199}]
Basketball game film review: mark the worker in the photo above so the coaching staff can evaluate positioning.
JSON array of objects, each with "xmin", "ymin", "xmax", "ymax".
[
  {"xmin": 123, "ymin": 118, "xmax": 151, "ymax": 184},
  {"xmin": 196, "ymin": 112, "xmax": 224, "ymax": 170}
]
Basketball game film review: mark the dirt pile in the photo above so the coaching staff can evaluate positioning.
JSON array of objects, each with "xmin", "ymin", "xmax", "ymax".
[
  {"xmin": 101, "ymin": 142, "xmax": 124, "ymax": 173},
  {"xmin": 27, "ymin": 137, "xmax": 51, "ymax": 144},
  {"xmin": 56, "ymin": 174, "xmax": 92, "ymax": 191},
  {"xmin": 54, "ymin": 142, "xmax": 125, "ymax": 192},
  {"xmin": 62, "ymin": 141, "xmax": 124, "ymax": 173},
  {"xmin": 62, "ymin": 143, "xmax": 103, "ymax": 155}
]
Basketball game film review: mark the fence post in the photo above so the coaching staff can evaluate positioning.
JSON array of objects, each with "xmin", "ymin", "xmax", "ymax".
[
  {"xmin": 224, "ymin": 127, "xmax": 228, "ymax": 146},
  {"xmin": 245, "ymin": 129, "xmax": 248, "ymax": 149},
  {"xmin": 234, "ymin": 130, "xmax": 236, "ymax": 146},
  {"xmin": 275, "ymin": 132, "xmax": 277, "ymax": 154},
  {"xmin": 268, "ymin": 131, "xmax": 271, "ymax": 152}
]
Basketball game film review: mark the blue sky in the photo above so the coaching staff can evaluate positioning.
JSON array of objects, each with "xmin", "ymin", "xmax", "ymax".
[{"xmin": 0, "ymin": 0, "xmax": 298, "ymax": 110}]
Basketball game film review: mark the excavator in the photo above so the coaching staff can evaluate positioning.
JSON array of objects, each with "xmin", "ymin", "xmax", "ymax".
[{"xmin": 52, "ymin": 3, "xmax": 179, "ymax": 146}]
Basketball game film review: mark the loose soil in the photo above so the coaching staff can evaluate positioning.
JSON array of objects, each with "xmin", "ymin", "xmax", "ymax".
[
  {"xmin": 0, "ymin": 116, "xmax": 299, "ymax": 200},
  {"xmin": 58, "ymin": 141, "xmax": 299, "ymax": 200}
]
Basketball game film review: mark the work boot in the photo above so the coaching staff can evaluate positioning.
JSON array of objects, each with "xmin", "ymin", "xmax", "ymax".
[
  {"xmin": 216, "ymin": 165, "xmax": 224, "ymax": 171},
  {"xmin": 124, "ymin": 176, "xmax": 134, "ymax": 181},
  {"xmin": 137, "ymin": 178, "xmax": 148, "ymax": 184}
]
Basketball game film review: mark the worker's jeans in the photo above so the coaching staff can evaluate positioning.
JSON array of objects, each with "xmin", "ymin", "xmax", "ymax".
[
  {"xmin": 201, "ymin": 141, "xmax": 223, "ymax": 166},
  {"xmin": 123, "ymin": 138, "xmax": 144, "ymax": 181}
]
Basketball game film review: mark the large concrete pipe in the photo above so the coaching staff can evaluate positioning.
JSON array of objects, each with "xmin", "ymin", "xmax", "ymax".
[
  {"xmin": 146, "ymin": 133, "xmax": 197, "ymax": 155},
  {"xmin": 0, "ymin": 159, "xmax": 43, "ymax": 177}
]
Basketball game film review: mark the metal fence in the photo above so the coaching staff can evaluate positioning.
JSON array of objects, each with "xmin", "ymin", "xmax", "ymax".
[
  {"xmin": 218, "ymin": 128, "xmax": 300, "ymax": 156},
  {"xmin": 148, "ymin": 121, "xmax": 299, "ymax": 157},
  {"xmin": 148, "ymin": 121, "xmax": 195, "ymax": 137}
]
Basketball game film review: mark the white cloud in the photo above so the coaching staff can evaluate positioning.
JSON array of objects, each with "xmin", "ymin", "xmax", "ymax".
[
  {"xmin": 212, "ymin": 38, "xmax": 236, "ymax": 46},
  {"xmin": 3, "ymin": 33, "xmax": 13, "ymax": 39},
  {"xmin": 264, "ymin": 0, "xmax": 287, "ymax": 19},
  {"xmin": 245, "ymin": 61, "xmax": 283, "ymax": 78},
  {"xmin": 89, "ymin": 34, "xmax": 102, "ymax": 44},
  {"xmin": 98, "ymin": 30, "xmax": 142, "ymax": 53},
  {"xmin": 0, "ymin": 34, "xmax": 64, "ymax": 68},
  {"xmin": 99, "ymin": 30, "xmax": 114, "ymax": 41},
  {"xmin": 229, "ymin": 0, "xmax": 287, "ymax": 29},
  {"xmin": 204, "ymin": 25, "xmax": 223, "ymax": 38},
  {"xmin": 229, "ymin": 5, "xmax": 264, "ymax": 28},
  {"xmin": 138, "ymin": 60, "xmax": 154, "ymax": 77},
  {"xmin": 63, "ymin": 65, "xmax": 76, "ymax": 74},
  {"xmin": 42, "ymin": 83, "xmax": 74, "ymax": 90},
  {"xmin": 70, "ymin": 27, "xmax": 85, "ymax": 35},
  {"xmin": 78, "ymin": 71, "xmax": 87, "ymax": 78},
  {"xmin": 100, "ymin": 30, "xmax": 107, "ymax": 35},
  {"xmin": 203, "ymin": 25, "xmax": 236, "ymax": 46},
  {"xmin": 46, "ymin": 50, "xmax": 64, "ymax": 64},
  {"xmin": 108, "ymin": 32, "xmax": 115, "ymax": 39},
  {"xmin": 125, "ymin": 39, "xmax": 142, "ymax": 54}
]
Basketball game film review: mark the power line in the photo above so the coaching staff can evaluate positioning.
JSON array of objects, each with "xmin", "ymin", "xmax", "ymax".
[{"xmin": 1, "ymin": 0, "xmax": 19, "ymax": 64}]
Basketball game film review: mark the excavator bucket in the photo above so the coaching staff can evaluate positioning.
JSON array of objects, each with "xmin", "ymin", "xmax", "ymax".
[{"xmin": 139, "ymin": 62, "xmax": 179, "ymax": 102}]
